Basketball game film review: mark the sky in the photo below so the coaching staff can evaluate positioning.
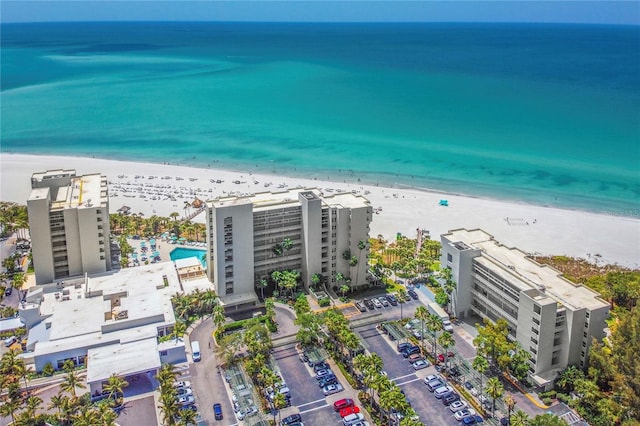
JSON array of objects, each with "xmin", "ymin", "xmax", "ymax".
[{"xmin": 1, "ymin": 0, "xmax": 639, "ymax": 25}]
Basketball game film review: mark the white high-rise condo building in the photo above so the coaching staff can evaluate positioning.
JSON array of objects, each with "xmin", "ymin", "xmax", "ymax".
[
  {"xmin": 206, "ymin": 189, "xmax": 372, "ymax": 308},
  {"xmin": 440, "ymin": 228, "xmax": 609, "ymax": 386},
  {"xmin": 27, "ymin": 170, "xmax": 112, "ymax": 285}
]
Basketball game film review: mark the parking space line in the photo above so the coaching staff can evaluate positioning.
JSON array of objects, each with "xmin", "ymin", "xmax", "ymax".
[
  {"xmin": 299, "ymin": 402, "xmax": 330, "ymax": 414},
  {"xmin": 297, "ymin": 398, "xmax": 327, "ymax": 409},
  {"xmin": 395, "ymin": 377, "xmax": 421, "ymax": 386},
  {"xmin": 391, "ymin": 373, "xmax": 416, "ymax": 382}
]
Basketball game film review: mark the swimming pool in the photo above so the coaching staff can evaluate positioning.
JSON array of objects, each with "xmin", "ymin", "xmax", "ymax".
[{"xmin": 170, "ymin": 247, "xmax": 207, "ymax": 268}]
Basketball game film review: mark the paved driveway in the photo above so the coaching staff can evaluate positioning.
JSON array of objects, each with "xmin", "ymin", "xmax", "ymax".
[{"xmin": 117, "ymin": 395, "xmax": 158, "ymax": 426}]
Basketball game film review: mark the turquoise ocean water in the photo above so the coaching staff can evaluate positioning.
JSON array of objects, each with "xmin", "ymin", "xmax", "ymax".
[{"xmin": 1, "ymin": 22, "xmax": 639, "ymax": 216}]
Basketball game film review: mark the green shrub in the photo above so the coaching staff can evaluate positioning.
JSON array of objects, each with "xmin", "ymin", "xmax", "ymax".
[
  {"xmin": 42, "ymin": 363, "xmax": 55, "ymax": 377},
  {"xmin": 542, "ymin": 397, "xmax": 553, "ymax": 406},
  {"xmin": 318, "ymin": 297, "xmax": 331, "ymax": 307}
]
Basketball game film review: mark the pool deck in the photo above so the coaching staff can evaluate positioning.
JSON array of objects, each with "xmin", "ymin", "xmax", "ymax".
[{"xmin": 126, "ymin": 237, "xmax": 206, "ymax": 268}]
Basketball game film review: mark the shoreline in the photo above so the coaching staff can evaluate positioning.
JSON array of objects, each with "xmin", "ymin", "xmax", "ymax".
[
  {"xmin": 2, "ymin": 153, "xmax": 639, "ymax": 269},
  {"xmin": 3, "ymin": 150, "xmax": 637, "ymax": 219}
]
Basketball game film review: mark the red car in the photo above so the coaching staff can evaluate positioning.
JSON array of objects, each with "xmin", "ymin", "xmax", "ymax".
[
  {"xmin": 340, "ymin": 405, "xmax": 360, "ymax": 418},
  {"xmin": 438, "ymin": 352, "xmax": 456, "ymax": 362},
  {"xmin": 333, "ymin": 398, "xmax": 354, "ymax": 412}
]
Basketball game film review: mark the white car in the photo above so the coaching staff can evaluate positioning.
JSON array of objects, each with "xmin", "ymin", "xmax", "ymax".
[
  {"xmin": 176, "ymin": 387, "xmax": 193, "ymax": 397},
  {"xmin": 323, "ymin": 383, "xmax": 344, "ymax": 396},
  {"xmin": 442, "ymin": 320, "xmax": 454, "ymax": 332},
  {"xmin": 372, "ymin": 298, "xmax": 383, "ymax": 308},
  {"xmin": 177, "ymin": 395, "xmax": 195, "ymax": 406},
  {"xmin": 174, "ymin": 380, "xmax": 191, "ymax": 389},
  {"xmin": 449, "ymin": 400, "xmax": 468, "ymax": 413},
  {"xmin": 412, "ymin": 360, "xmax": 429, "ymax": 370},
  {"xmin": 351, "ymin": 422, "xmax": 370, "ymax": 426},
  {"xmin": 454, "ymin": 409, "xmax": 477, "ymax": 421}
]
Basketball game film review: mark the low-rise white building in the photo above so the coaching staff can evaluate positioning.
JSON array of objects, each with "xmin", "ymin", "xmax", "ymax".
[
  {"xmin": 205, "ymin": 188, "xmax": 372, "ymax": 307},
  {"xmin": 440, "ymin": 228, "xmax": 610, "ymax": 386},
  {"xmin": 20, "ymin": 261, "xmax": 190, "ymax": 393}
]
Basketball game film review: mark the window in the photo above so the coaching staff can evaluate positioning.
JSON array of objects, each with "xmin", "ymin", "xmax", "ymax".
[
  {"xmin": 160, "ymin": 350, "xmax": 168, "ymax": 356},
  {"xmin": 534, "ymin": 305, "xmax": 541, "ymax": 315},
  {"xmin": 531, "ymin": 337, "xmax": 538, "ymax": 345},
  {"xmin": 532, "ymin": 317, "xmax": 540, "ymax": 325},
  {"xmin": 585, "ymin": 311, "xmax": 590, "ymax": 319},
  {"xmin": 447, "ymin": 253, "xmax": 453, "ymax": 262}
]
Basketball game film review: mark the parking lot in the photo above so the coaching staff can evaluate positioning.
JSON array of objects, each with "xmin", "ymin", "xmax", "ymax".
[{"xmin": 355, "ymin": 321, "xmax": 471, "ymax": 426}]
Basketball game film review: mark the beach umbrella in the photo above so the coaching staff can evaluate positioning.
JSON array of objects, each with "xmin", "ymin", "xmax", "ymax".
[
  {"xmin": 171, "ymin": 236, "xmax": 178, "ymax": 240},
  {"xmin": 141, "ymin": 241, "xmax": 147, "ymax": 246},
  {"xmin": 150, "ymin": 239, "xmax": 156, "ymax": 245},
  {"xmin": 178, "ymin": 237, "xmax": 187, "ymax": 241},
  {"xmin": 132, "ymin": 253, "xmax": 138, "ymax": 258}
]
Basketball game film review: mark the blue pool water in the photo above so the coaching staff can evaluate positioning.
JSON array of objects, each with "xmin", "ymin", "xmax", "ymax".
[{"xmin": 170, "ymin": 247, "xmax": 207, "ymax": 268}]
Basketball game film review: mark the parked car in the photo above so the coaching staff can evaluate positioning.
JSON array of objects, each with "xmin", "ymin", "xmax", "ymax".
[
  {"xmin": 434, "ymin": 385, "xmax": 455, "ymax": 399},
  {"xmin": 176, "ymin": 387, "xmax": 193, "ymax": 397},
  {"xmin": 213, "ymin": 403, "xmax": 223, "ymax": 420},
  {"xmin": 315, "ymin": 369, "xmax": 333, "ymax": 378},
  {"xmin": 438, "ymin": 352, "xmax": 456, "ymax": 362},
  {"xmin": 281, "ymin": 414, "xmax": 302, "ymax": 425},
  {"xmin": 363, "ymin": 299, "xmax": 375, "ymax": 310},
  {"xmin": 372, "ymin": 298, "xmax": 383, "ymax": 308},
  {"xmin": 355, "ymin": 301, "xmax": 367, "ymax": 312},
  {"xmin": 449, "ymin": 400, "xmax": 468, "ymax": 413},
  {"xmin": 4, "ymin": 336, "xmax": 17, "ymax": 347},
  {"xmin": 178, "ymin": 396, "xmax": 195, "ymax": 406},
  {"xmin": 318, "ymin": 376, "xmax": 338, "ymax": 388},
  {"xmin": 386, "ymin": 294, "xmax": 398, "ymax": 306},
  {"xmin": 5, "ymin": 287, "xmax": 12, "ymax": 296},
  {"xmin": 426, "ymin": 379, "xmax": 444, "ymax": 392},
  {"xmin": 401, "ymin": 346, "xmax": 421, "ymax": 358},
  {"xmin": 174, "ymin": 380, "xmax": 191, "ymax": 389},
  {"xmin": 407, "ymin": 353, "xmax": 424, "ymax": 363},
  {"xmin": 442, "ymin": 319, "xmax": 454, "ymax": 332},
  {"xmin": 343, "ymin": 413, "xmax": 365, "ymax": 425},
  {"xmin": 463, "ymin": 415, "xmax": 484, "ymax": 425},
  {"xmin": 323, "ymin": 383, "xmax": 344, "ymax": 396},
  {"xmin": 339, "ymin": 406, "xmax": 360, "ymax": 418},
  {"xmin": 442, "ymin": 392, "xmax": 460, "ymax": 405},
  {"xmin": 397, "ymin": 342, "xmax": 412, "ymax": 353},
  {"xmin": 408, "ymin": 289, "xmax": 419, "ymax": 300},
  {"xmin": 378, "ymin": 297, "xmax": 389, "ymax": 307},
  {"xmin": 412, "ymin": 360, "xmax": 429, "ymax": 370},
  {"xmin": 313, "ymin": 362, "xmax": 329, "ymax": 372},
  {"xmin": 333, "ymin": 398, "xmax": 354, "ymax": 412},
  {"xmin": 454, "ymin": 409, "xmax": 477, "ymax": 421},
  {"xmin": 351, "ymin": 422, "xmax": 370, "ymax": 426}
]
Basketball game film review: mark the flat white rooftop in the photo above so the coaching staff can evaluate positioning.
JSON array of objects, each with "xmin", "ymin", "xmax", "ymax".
[
  {"xmin": 86, "ymin": 337, "xmax": 161, "ymax": 384},
  {"xmin": 209, "ymin": 187, "xmax": 370, "ymax": 211},
  {"xmin": 444, "ymin": 228, "xmax": 609, "ymax": 311},
  {"xmin": 29, "ymin": 170, "xmax": 107, "ymax": 210}
]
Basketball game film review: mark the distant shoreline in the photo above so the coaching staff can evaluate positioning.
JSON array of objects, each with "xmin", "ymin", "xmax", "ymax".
[{"xmin": 2, "ymin": 153, "xmax": 639, "ymax": 269}]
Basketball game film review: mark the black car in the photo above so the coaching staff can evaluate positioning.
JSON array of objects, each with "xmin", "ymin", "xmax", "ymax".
[
  {"xmin": 408, "ymin": 289, "xmax": 419, "ymax": 300},
  {"xmin": 386, "ymin": 295, "xmax": 398, "ymax": 306},
  {"xmin": 442, "ymin": 392, "xmax": 460, "ymax": 405},
  {"xmin": 401, "ymin": 346, "xmax": 421, "ymax": 358},
  {"xmin": 281, "ymin": 413, "xmax": 302, "ymax": 425},
  {"xmin": 363, "ymin": 299, "xmax": 375, "ymax": 310},
  {"xmin": 318, "ymin": 376, "xmax": 338, "ymax": 388},
  {"xmin": 397, "ymin": 342, "xmax": 412, "ymax": 353},
  {"xmin": 313, "ymin": 362, "xmax": 329, "ymax": 372},
  {"xmin": 4, "ymin": 287, "xmax": 12, "ymax": 296}
]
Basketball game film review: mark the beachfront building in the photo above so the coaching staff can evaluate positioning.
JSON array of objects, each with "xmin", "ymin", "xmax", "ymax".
[
  {"xmin": 27, "ymin": 169, "xmax": 112, "ymax": 285},
  {"xmin": 440, "ymin": 228, "xmax": 609, "ymax": 387},
  {"xmin": 205, "ymin": 188, "xmax": 372, "ymax": 307},
  {"xmin": 19, "ymin": 261, "xmax": 188, "ymax": 395}
]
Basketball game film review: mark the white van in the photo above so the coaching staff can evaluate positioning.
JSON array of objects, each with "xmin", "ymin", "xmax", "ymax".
[
  {"xmin": 343, "ymin": 413, "xmax": 364, "ymax": 425},
  {"xmin": 191, "ymin": 341, "xmax": 201, "ymax": 362}
]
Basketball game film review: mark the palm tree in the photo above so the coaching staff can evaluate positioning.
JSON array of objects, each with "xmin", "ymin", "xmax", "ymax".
[
  {"xmin": 340, "ymin": 284, "xmax": 350, "ymax": 298},
  {"xmin": 96, "ymin": 399, "xmax": 119, "ymax": 426},
  {"xmin": 23, "ymin": 394, "xmax": 43, "ymax": 422},
  {"xmin": 72, "ymin": 404, "xmax": 100, "ymax": 426},
  {"xmin": 510, "ymin": 409, "xmax": 530, "ymax": 426},
  {"xmin": 397, "ymin": 287, "xmax": 408, "ymax": 319},
  {"xmin": 486, "ymin": 377, "xmax": 504, "ymax": 417},
  {"xmin": 272, "ymin": 392, "xmax": 287, "ymax": 424},
  {"xmin": 472, "ymin": 355, "xmax": 489, "ymax": 396},
  {"xmin": 257, "ymin": 278, "xmax": 268, "ymax": 300},
  {"xmin": 61, "ymin": 367, "xmax": 86, "ymax": 399},
  {"xmin": 48, "ymin": 394, "xmax": 68, "ymax": 417},
  {"xmin": 0, "ymin": 397, "xmax": 20, "ymax": 425},
  {"xmin": 438, "ymin": 331, "xmax": 454, "ymax": 370},
  {"xmin": 212, "ymin": 303, "xmax": 226, "ymax": 333},
  {"xmin": 172, "ymin": 320, "xmax": 187, "ymax": 343},
  {"xmin": 504, "ymin": 394, "xmax": 517, "ymax": 421},
  {"xmin": 380, "ymin": 386, "xmax": 408, "ymax": 426},
  {"xmin": 414, "ymin": 306, "xmax": 429, "ymax": 351},
  {"xmin": 158, "ymin": 387, "xmax": 180, "ymax": 426},
  {"xmin": 103, "ymin": 374, "xmax": 129, "ymax": 406},
  {"xmin": 425, "ymin": 313, "xmax": 443, "ymax": 358}
]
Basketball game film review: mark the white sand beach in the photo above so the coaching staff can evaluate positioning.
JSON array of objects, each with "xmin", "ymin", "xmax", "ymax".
[{"xmin": 2, "ymin": 153, "xmax": 638, "ymax": 268}]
